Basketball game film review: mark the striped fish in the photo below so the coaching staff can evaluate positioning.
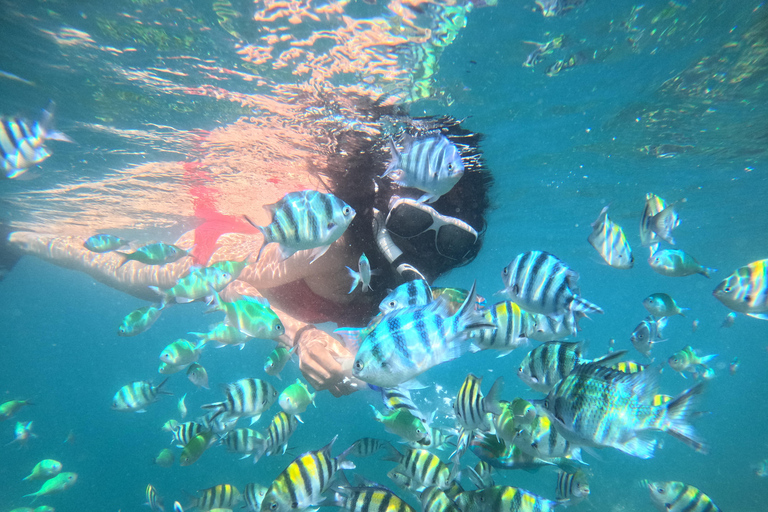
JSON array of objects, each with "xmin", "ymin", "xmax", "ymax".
[
  {"xmin": 453, "ymin": 374, "xmax": 504, "ymax": 432},
  {"xmin": 207, "ymin": 291, "xmax": 285, "ymax": 342},
  {"xmin": 526, "ymin": 312, "xmax": 574, "ymax": 342},
  {"xmin": 454, "ymin": 486, "xmax": 559, "ymax": 512},
  {"xmin": 713, "ymin": 259, "xmax": 768, "ymax": 320},
  {"xmin": 353, "ymin": 282, "xmax": 491, "ymax": 388},
  {"xmin": 515, "ymin": 415, "xmax": 583, "ymax": 462},
  {"xmin": 466, "ymin": 461, "xmax": 494, "ymax": 489},
  {"xmin": 647, "ymin": 481, "xmax": 721, "ymax": 512},
  {"xmin": 588, "ymin": 205, "xmax": 633, "ymax": 269},
  {"xmin": 221, "ymin": 428, "xmax": 264, "ymax": 457},
  {"xmin": 246, "ymin": 190, "xmax": 356, "ymax": 263},
  {"xmin": 652, "ymin": 394, "xmax": 672, "ymax": 406},
  {"xmin": 538, "ymin": 363, "xmax": 708, "ymax": 458},
  {"xmin": 259, "ymin": 436, "xmax": 355, "ymax": 512},
  {"xmin": 377, "ymin": 386, "xmax": 428, "ymax": 423},
  {"xmin": 640, "ymin": 193, "xmax": 671, "ymax": 248},
  {"xmin": 253, "ymin": 412, "xmax": 298, "ymax": 462},
  {"xmin": 612, "ymin": 361, "xmax": 650, "ymax": 373},
  {"xmin": 1, "ymin": 105, "xmax": 73, "ymax": 179},
  {"xmin": 384, "ymin": 134, "xmax": 465, "ymax": 204},
  {"xmin": 145, "ymin": 484, "xmax": 164, "ymax": 512},
  {"xmin": 171, "ymin": 421, "xmax": 205, "ymax": 447},
  {"xmin": 334, "ymin": 484, "xmax": 417, "ymax": 512},
  {"xmin": 118, "ymin": 305, "xmax": 163, "ymax": 337},
  {"xmin": 470, "ymin": 431, "xmax": 572, "ymax": 473},
  {"xmin": 149, "ymin": 267, "xmax": 233, "ymax": 305},
  {"xmin": 630, "ymin": 316, "xmax": 667, "ymax": 358},
  {"xmin": 383, "ymin": 446, "xmax": 455, "ymax": 491},
  {"xmin": 111, "ymin": 379, "xmax": 170, "ymax": 412},
  {"xmin": 555, "ymin": 470, "xmax": 590, "ymax": 506},
  {"xmin": 117, "ymin": 242, "xmax": 190, "ymax": 267},
  {"xmin": 517, "ymin": 341, "xmax": 626, "ymax": 393},
  {"xmin": 421, "ymin": 486, "xmax": 462, "ymax": 512},
  {"xmin": 499, "ymin": 251, "xmax": 603, "ymax": 335},
  {"xmin": 470, "ymin": 301, "xmax": 535, "ymax": 355},
  {"xmin": 202, "ymin": 378, "xmax": 278, "ymax": 424},
  {"xmin": 347, "ymin": 437, "xmax": 392, "ymax": 458},
  {"xmin": 191, "ymin": 483, "xmax": 241, "ymax": 511},
  {"xmin": 243, "ymin": 483, "xmax": 268, "ymax": 512},
  {"xmin": 379, "ymin": 279, "xmax": 433, "ymax": 314}
]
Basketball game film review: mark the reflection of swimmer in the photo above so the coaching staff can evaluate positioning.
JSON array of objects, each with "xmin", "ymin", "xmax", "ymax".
[{"xmin": 2, "ymin": 114, "xmax": 492, "ymax": 397}]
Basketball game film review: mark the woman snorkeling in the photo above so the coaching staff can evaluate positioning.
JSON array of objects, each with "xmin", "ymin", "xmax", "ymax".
[{"xmin": 2, "ymin": 108, "xmax": 493, "ymax": 397}]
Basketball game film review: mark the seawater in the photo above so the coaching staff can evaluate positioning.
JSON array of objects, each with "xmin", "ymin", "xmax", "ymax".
[{"xmin": 1, "ymin": 1, "xmax": 767, "ymax": 511}]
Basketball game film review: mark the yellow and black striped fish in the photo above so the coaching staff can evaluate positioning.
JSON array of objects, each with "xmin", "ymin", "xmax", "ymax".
[
  {"xmin": 612, "ymin": 361, "xmax": 649, "ymax": 374},
  {"xmin": 260, "ymin": 436, "xmax": 355, "ymax": 512},
  {"xmin": 221, "ymin": 428, "xmax": 263, "ymax": 457},
  {"xmin": 202, "ymin": 378, "xmax": 277, "ymax": 423},
  {"xmin": 647, "ymin": 480, "xmax": 721, "ymax": 511},
  {"xmin": 171, "ymin": 421, "xmax": 205, "ymax": 447},
  {"xmin": 347, "ymin": 437, "xmax": 392, "ymax": 458},
  {"xmin": 420, "ymin": 486, "xmax": 461, "ymax": 512},
  {"xmin": 555, "ymin": 469, "xmax": 590, "ymax": 505},
  {"xmin": 453, "ymin": 374, "xmax": 503, "ymax": 432},
  {"xmin": 243, "ymin": 483, "xmax": 268, "ymax": 512},
  {"xmin": 713, "ymin": 259, "xmax": 768, "ymax": 320},
  {"xmin": 455, "ymin": 486, "xmax": 559, "ymax": 512},
  {"xmin": 191, "ymin": 483, "xmax": 241, "ymax": 510},
  {"xmin": 1, "ymin": 105, "xmax": 73, "ymax": 179},
  {"xmin": 588, "ymin": 205, "xmax": 633, "ymax": 269},
  {"xmin": 383, "ymin": 446, "xmax": 455, "ymax": 491},
  {"xmin": 334, "ymin": 484, "xmax": 416, "ymax": 512},
  {"xmin": 470, "ymin": 301, "xmax": 535, "ymax": 354},
  {"xmin": 111, "ymin": 379, "xmax": 170, "ymax": 412}
]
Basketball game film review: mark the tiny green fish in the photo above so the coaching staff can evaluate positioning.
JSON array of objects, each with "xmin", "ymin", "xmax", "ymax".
[
  {"xmin": 649, "ymin": 249, "xmax": 716, "ymax": 278},
  {"xmin": 154, "ymin": 448, "xmax": 175, "ymax": 468},
  {"xmin": 117, "ymin": 242, "xmax": 190, "ymax": 267},
  {"xmin": 643, "ymin": 292, "xmax": 688, "ymax": 317},
  {"xmin": 149, "ymin": 266, "xmax": 233, "ymax": 305},
  {"xmin": 0, "ymin": 399, "xmax": 33, "ymax": 420},
  {"xmin": 159, "ymin": 339, "xmax": 205, "ymax": 367},
  {"xmin": 668, "ymin": 345, "xmax": 717, "ymax": 376},
  {"xmin": 23, "ymin": 472, "xmax": 78, "ymax": 500},
  {"xmin": 370, "ymin": 406, "xmax": 428, "ymax": 444},
  {"xmin": 187, "ymin": 363, "xmax": 210, "ymax": 389},
  {"xmin": 118, "ymin": 305, "xmax": 162, "ymax": 336},
  {"xmin": 23, "ymin": 460, "xmax": 63, "ymax": 481},
  {"xmin": 278, "ymin": 379, "xmax": 315, "ymax": 421},
  {"xmin": 10, "ymin": 421, "xmax": 36, "ymax": 446},
  {"xmin": 264, "ymin": 345, "xmax": 295, "ymax": 379},
  {"xmin": 83, "ymin": 234, "xmax": 130, "ymax": 253},
  {"xmin": 208, "ymin": 291, "xmax": 285, "ymax": 341},
  {"xmin": 180, "ymin": 431, "xmax": 214, "ymax": 466}
]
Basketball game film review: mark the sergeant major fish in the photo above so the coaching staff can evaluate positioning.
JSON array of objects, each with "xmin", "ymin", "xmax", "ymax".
[
  {"xmin": 83, "ymin": 234, "xmax": 130, "ymax": 253},
  {"xmin": 207, "ymin": 290, "xmax": 285, "ymax": 342},
  {"xmin": 648, "ymin": 480, "xmax": 721, "ymax": 512},
  {"xmin": 202, "ymin": 378, "xmax": 278, "ymax": 424},
  {"xmin": 383, "ymin": 134, "xmax": 465, "ymax": 204},
  {"xmin": 668, "ymin": 346, "xmax": 717, "ymax": 377},
  {"xmin": 145, "ymin": 484, "xmax": 164, "ymax": 512},
  {"xmin": 1, "ymin": 104, "xmax": 73, "ymax": 179},
  {"xmin": 713, "ymin": 259, "xmax": 768, "ymax": 320},
  {"xmin": 453, "ymin": 374, "xmax": 503, "ymax": 432},
  {"xmin": 112, "ymin": 379, "xmax": 170, "ymax": 412},
  {"xmin": 149, "ymin": 267, "xmax": 233, "ymax": 305},
  {"xmin": 640, "ymin": 193, "xmax": 678, "ymax": 248},
  {"xmin": 118, "ymin": 305, "xmax": 163, "ymax": 336},
  {"xmin": 245, "ymin": 189, "xmax": 356, "ymax": 263},
  {"xmin": 254, "ymin": 411, "xmax": 298, "ymax": 462},
  {"xmin": 221, "ymin": 428, "xmax": 264, "ymax": 458},
  {"xmin": 259, "ymin": 436, "xmax": 355, "ymax": 512},
  {"xmin": 630, "ymin": 316, "xmax": 667, "ymax": 358},
  {"xmin": 555, "ymin": 469, "xmax": 590, "ymax": 506},
  {"xmin": 537, "ymin": 363, "xmax": 707, "ymax": 459},
  {"xmin": 587, "ymin": 205, "xmax": 633, "ymax": 269},
  {"xmin": 379, "ymin": 279, "xmax": 433, "ymax": 314},
  {"xmin": 334, "ymin": 484, "xmax": 417, "ymax": 512},
  {"xmin": 469, "ymin": 301, "xmax": 535, "ymax": 355},
  {"xmin": 117, "ymin": 242, "xmax": 190, "ymax": 267},
  {"xmin": 352, "ymin": 282, "xmax": 490, "ymax": 388},
  {"xmin": 499, "ymin": 251, "xmax": 603, "ymax": 335},
  {"xmin": 454, "ymin": 486, "xmax": 559, "ymax": 512},
  {"xmin": 189, "ymin": 484, "xmax": 241, "ymax": 511}
]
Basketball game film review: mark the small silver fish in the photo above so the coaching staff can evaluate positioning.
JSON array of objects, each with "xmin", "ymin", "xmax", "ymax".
[
  {"xmin": 587, "ymin": 205, "xmax": 633, "ymax": 269},
  {"xmin": 346, "ymin": 253, "xmax": 375, "ymax": 293},
  {"xmin": 649, "ymin": 249, "xmax": 716, "ymax": 278},
  {"xmin": 630, "ymin": 316, "xmax": 667, "ymax": 358}
]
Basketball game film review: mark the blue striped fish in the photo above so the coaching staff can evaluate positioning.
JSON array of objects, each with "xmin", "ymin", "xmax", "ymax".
[
  {"xmin": 648, "ymin": 481, "xmax": 721, "ymax": 512},
  {"xmin": 588, "ymin": 205, "xmax": 633, "ymax": 269},
  {"xmin": 1, "ymin": 105, "xmax": 73, "ymax": 179},
  {"xmin": 353, "ymin": 282, "xmax": 491, "ymax": 388},
  {"xmin": 537, "ymin": 363, "xmax": 708, "ymax": 458},
  {"xmin": 500, "ymin": 251, "xmax": 603, "ymax": 335},
  {"xmin": 259, "ymin": 436, "xmax": 355, "ymax": 512},
  {"xmin": 253, "ymin": 411, "xmax": 298, "ymax": 462},
  {"xmin": 379, "ymin": 279, "xmax": 433, "ymax": 314},
  {"xmin": 111, "ymin": 379, "xmax": 170, "ymax": 412},
  {"xmin": 383, "ymin": 134, "xmax": 465, "ymax": 204},
  {"xmin": 202, "ymin": 378, "xmax": 278, "ymax": 424},
  {"xmin": 246, "ymin": 190, "xmax": 356, "ymax": 263},
  {"xmin": 713, "ymin": 259, "xmax": 768, "ymax": 320}
]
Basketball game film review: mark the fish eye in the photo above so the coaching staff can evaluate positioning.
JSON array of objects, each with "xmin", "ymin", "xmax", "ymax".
[
  {"xmin": 531, "ymin": 442, "xmax": 538, "ymax": 449},
  {"xmin": 657, "ymin": 488, "xmax": 665, "ymax": 494},
  {"xmin": 502, "ymin": 266, "xmax": 508, "ymax": 276},
  {"xmin": 745, "ymin": 294, "xmax": 751, "ymax": 302},
  {"xmin": 270, "ymin": 503, "xmax": 279, "ymax": 510},
  {"xmin": 388, "ymin": 300, "xmax": 397, "ymax": 308},
  {"xmin": 275, "ymin": 324, "xmax": 284, "ymax": 331},
  {"xmin": 544, "ymin": 400, "xmax": 549, "ymax": 408},
  {"xmin": 724, "ymin": 287, "xmax": 731, "ymax": 293},
  {"xmin": 343, "ymin": 206, "xmax": 352, "ymax": 215},
  {"xmin": 354, "ymin": 360, "xmax": 364, "ymax": 371}
]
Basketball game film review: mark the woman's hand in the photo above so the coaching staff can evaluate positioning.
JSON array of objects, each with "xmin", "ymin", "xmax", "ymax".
[{"xmin": 295, "ymin": 327, "xmax": 363, "ymax": 397}]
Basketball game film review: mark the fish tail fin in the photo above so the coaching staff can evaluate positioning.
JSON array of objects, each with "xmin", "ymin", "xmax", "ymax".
[
  {"xmin": 382, "ymin": 136, "xmax": 400, "ymax": 178},
  {"xmin": 381, "ymin": 441, "xmax": 402, "ymax": 463},
  {"xmin": 590, "ymin": 349, "xmax": 627, "ymax": 367},
  {"xmin": 243, "ymin": 215, "xmax": 268, "ymax": 262},
  {"xmin": 662, "ymin": 382, "xmax": 708, "ymax": 454},
  {"xmin": 700, "ymin": 354, "xmax": 718, "ymax": 366},
  {"xmin": 701, "ymin": 267, "xmax": 717, "ymax": 278},
  {"xmin": 484, "ymin": 377, "xmax": 505, "ymax": 416},
  {"xmin": 346, "ymin": 266, "xmax": 361, "ymax": 294},
  {"xmin": 23, "ymin": 492, "xmax": 38, "ymax": 502},
  {"xmin": 453, "ymin": 281, "xmax": 495, "ymax": 335},
  {"xmin": 570, "ymin": 296, "xmax": 604, "ymax": 316}
]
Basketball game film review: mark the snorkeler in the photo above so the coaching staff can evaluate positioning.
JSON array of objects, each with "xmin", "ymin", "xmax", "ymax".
[{"xmin": 2, "ymin": 114, "xmax": 492, "ymax": 397}]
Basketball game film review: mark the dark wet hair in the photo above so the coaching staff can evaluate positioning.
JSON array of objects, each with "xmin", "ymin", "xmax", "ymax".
[{"xmin": 321, "ymin": 107, "xmax": 493, "ymax": 315}]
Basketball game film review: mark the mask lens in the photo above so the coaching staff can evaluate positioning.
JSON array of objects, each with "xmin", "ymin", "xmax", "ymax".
[
  {"xmin": 436, "ymin": 224, "xmax": 477, "ymax": 260},
  {"xmin": 386, "ymin": 203, "xmax": 434, "ymax": 237}
]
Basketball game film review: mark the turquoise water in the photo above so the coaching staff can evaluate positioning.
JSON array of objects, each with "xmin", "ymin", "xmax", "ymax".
[{"xmin": 1, "ymin": 0, "xmax": 767, "ymax": 511}]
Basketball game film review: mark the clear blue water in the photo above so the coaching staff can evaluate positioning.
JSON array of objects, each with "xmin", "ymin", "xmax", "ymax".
[{"xmin": 1, "ymin": 0, "xmax": 767, "ymax": 511}]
